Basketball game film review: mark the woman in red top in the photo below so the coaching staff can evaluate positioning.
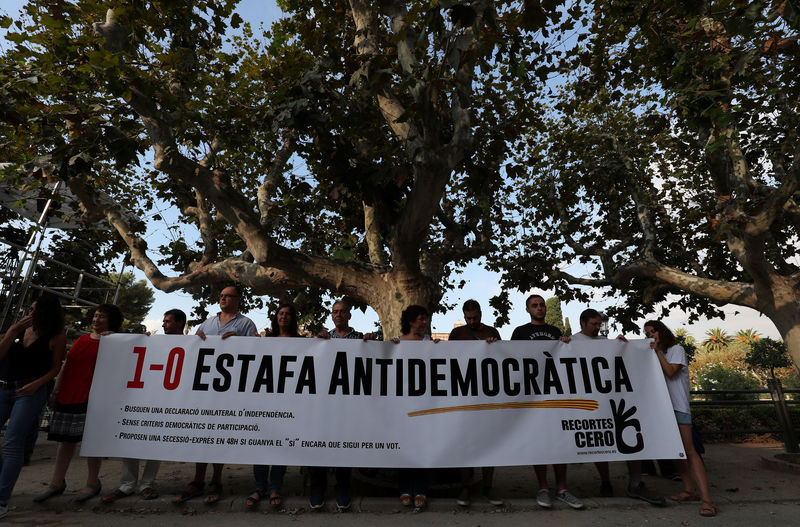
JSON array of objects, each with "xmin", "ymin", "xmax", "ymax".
[{"xmin": 34, "ymin": 304, "xmax": 122, "ymax": 504}]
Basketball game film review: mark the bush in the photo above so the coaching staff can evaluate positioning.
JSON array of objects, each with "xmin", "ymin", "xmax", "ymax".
[
  {"xmin": 745, "ymin": 338, "xmax": 792, "ymax": 380},
  {"xmin": 695, "ymin": 363, "xmax": 761, "ymax": 400},
  {"xmin": 691, "ymin": 405, "xmax": 800, "ymax": 441}
]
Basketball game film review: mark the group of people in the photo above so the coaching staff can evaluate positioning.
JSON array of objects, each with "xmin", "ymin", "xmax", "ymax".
[{"xmin": 0, "ymin": 286, "xmax": 715, "ymax": 518}]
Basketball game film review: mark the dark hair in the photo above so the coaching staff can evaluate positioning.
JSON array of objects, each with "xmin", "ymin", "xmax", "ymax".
[
  {"xmin": 525, "ymin": 294, "xmax": 545, "ymax": 307},
  {"xmin": 222, "ymin": 284, "xmax": 242, "ymax": 297},
  {"xmin": 644, "ymin": 320, "xmax": 677, "ymax": 349},
  {"xmin": 332, "ymin": 299, "xmax": 351, "ymax": 311},
  {"xmin": 271, "ymin": 303, "xmax": 300, "ymax": 337},
  {"xmin": 462, "ymin": 299, "xmax": 481, "ymax": 313},
  {"xmin": 164, "ymin": 309, "xmax": 187, "ymax": 329},
  {"xmin": 580, "ymin": 308, "xmax": 602, "ymax": 325},
  {"xmin": 400, "ymin": 305, "xmax": 429, "ymax": 335},
  {"xmin": 94, "ymin": 303, "xmax": 123, "ymax": 332},
  {"xmin": 32, "ymin": 293, "xmax": 65, "ymax": 340}
]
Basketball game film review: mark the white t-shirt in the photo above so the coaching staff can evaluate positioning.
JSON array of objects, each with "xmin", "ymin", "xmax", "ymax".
[{"xmin": 663, "ymin": 345, "xmax": 691, "ymax": 414}]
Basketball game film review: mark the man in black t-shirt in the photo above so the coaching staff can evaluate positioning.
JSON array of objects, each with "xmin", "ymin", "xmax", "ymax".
[{"xmin": 511, "ymin": 295, "xmax": 583, "ymax": 510}]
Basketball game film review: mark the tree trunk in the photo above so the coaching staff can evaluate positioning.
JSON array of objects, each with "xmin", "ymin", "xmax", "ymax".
[{"xmin": 368, "ymin": 271, "xmax": 439, "ymax": 339}]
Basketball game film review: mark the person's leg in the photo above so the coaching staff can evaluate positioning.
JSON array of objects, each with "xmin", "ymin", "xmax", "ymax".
[
  {"xmin": 139, "ymin": 460, "xmax": 161, "ymax": 492},
  {"xmin": 481, "ymin": 467, "xmax": 495, "ymax": 488},
  {"xmin": 534, "ymin": 465, "xmax": 552, "ymax": 507},
  {"xmin": 0, "ymin": 387, "xmax": 47, "ymax": 505},
  {"xmin": 533, "ymin": 465, "xmax": 549, "ymax": 490},
  {"xmin": 269, "ymin": 465, "xmax": 287, "ymax": 494},
  {"xmin": 626, "ymin": 459, "xmax": 642, "ymax": 487},
  {"xmin": 193, "ymin": 463, "xmax": 208, "ymax": 483},
  {"xmin": 679, "ymin": 424, "xmax": 712, "ymax": 502},
  {"xmin": 595, "ymin": 461, "xmax": 613, "ymax": 496},
  {"xmin": 210, "ymin": 464, "xmax": 223, "ymax": 484},
  {"xmin": 50, "ymin": 442, "xmax": 77, "ymax": 486},
  {"xmin": 118, "ymin": 459, "xmax": 138, "ymax": 494},
  {"xmin": 86, "ymin": 457, "xmax": 102, "ymax": 487},
  {"xmin": 553, "ymin": 464, "xmax": 567, "ymax": 492},
  {"xmin": 309, "ymin": 467, "xmax": 327, "ymax": 508}
]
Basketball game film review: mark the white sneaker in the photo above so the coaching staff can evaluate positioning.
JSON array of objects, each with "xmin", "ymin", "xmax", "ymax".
[
  {"xmin": 536, "ymin": 489, "xmax": 552, "ymax": 508},
  {"xmin": 0, "ymin": 503, "xmax": 8, "ymax": 519},
  {"xmin": 556, "ymin": 490, "xmax": 584, "ymax": 509}
]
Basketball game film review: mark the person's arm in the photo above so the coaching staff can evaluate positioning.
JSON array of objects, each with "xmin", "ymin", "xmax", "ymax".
[
  {"xmin": 317, "ymin": 330, "xmax": 331, "ymax": 339},
  {"xmin": 17, "ymin": 331, "xmax": 66, "ymax": 397},
  {"xmin": 0, "ymin": 314, "xmax": 33, "ymax": 360},
  {"xmin": 652, "ymin": 343, "xmax": 683, "ymax": 378}
]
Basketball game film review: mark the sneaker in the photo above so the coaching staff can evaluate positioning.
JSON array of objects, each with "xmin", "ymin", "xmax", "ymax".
[
  {"xmin": 336, "ymin": 492, "xmax": 351, "ymax": 512},
  {"xmin": 556, "ymin": 490, "xmax": 584, "ymax": 510},
  {"xmin": 309, "ymin": 493, "xmax": 324, "ymax": 510},
  {"xmin": 599, "ymin": 480, "xmax": 613, "ymax": 497},
  {"xmin": 483, "ymin": 488, "xmax": 503, "ymax": 506},
  {"xmin": 456, "ymin": 487, "xmax": 470, "ymax": 507},
  {"xmin": 536, "ymin": 489, "xmax": 552, "ymax": 508},
  {"xmin": 0, "ymin": 503, "xmax": 8, "ymax": 519},
  {"xmin": 627, "ymin": 482, "xmax": 666, "ymax": 506}
]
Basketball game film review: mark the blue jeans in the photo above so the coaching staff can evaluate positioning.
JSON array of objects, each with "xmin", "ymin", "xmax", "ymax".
[
  {"xmin": 0, "ymin": 384, "xmax": 48, "ymax": 505},
  {"xmin": 253, "ymin": 465, "xmax": 286, "ymax": 494}
]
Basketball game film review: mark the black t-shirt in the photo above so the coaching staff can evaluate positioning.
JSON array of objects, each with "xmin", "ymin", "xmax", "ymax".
[{"xmin": 510, "ymin": 323, "xmax": 562, "ymax": 341}]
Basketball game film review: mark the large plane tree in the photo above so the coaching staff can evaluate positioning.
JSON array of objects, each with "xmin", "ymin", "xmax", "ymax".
[
  {"xmin": 0, "ymin": 0, "xmax": 571, "ymax": 334},
  {"xmin": 498, "ymin": 1, "xmax": 800, "ymax": 363}
]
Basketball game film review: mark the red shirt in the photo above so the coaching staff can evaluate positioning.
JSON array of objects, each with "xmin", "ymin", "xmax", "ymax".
[{"xmin": 56, "ymin": 334, "xmax": 100, "ymax": 405}]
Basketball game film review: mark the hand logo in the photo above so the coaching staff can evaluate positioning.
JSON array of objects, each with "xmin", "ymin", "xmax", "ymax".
[{"xmin": 610, "ymin": 399, "xmax": 644, "ymax": 454}]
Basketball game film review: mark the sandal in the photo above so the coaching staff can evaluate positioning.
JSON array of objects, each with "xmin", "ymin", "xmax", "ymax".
[
  {"xmin": 246, "ymin": 490, "xmax": 265, "ymax": 510},
  {"xmin": 172, "ymin": 481, "xmax": 204, "ymax": 504},
  {"xmin": 204, "ymin": 482, "xmax": 223, "ymax": 504},
  {"xmin": 400, "ymin": 493, "xmax": 412, "ymax": 507},
  {"xmin": 101, "ymin": 488, "xmax": 130, "ymax": 504},
  {"xmin": 670, "ymin": 490, "xmax": 700, "ymax": 502},
  {"xmin": 414, "ymin": 494, "xmax": 427, "ymax": 509},
  {"xmin": 140, "ymin": 487, "xmax": 159, "ymax": 500},
  {"xmin": 700, "ymin": 501, "xmax": 717, "ymax": 517},
  {"xmin": 269, "ymin": 492, "xmax": 283, "ymax": 510}
]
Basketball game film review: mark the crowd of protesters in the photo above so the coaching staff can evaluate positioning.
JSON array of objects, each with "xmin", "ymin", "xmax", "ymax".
[{"xmin": 0, "ymin": 287, "xmax": 715, "ymax": 518}]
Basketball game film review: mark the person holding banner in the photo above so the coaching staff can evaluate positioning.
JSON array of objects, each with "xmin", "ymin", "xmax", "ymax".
[
  {"xmin": 309, "ymin": 300, "xmax": 364, "ymax": 511},
  {"xmin": 391, "ymin": 304, "xmax": 437, "ymax": 509},
  {"xmin": 0, "ymin": 294, "xmax": 66, "ymax": 518},
  {"xmin": 34, "ymin": 303, "xmax": 123, "ymax": 504},
  {"xmin": 174, "ymin": 285, "xmax": 257, "ymax": 505},
  {"xmin": 245, "ymin": 302, "xmax": 296, "ymax": 511},
  {"xmin": 571, "ymin": 308, "xmax": 664, "ymax": 506},
  {"xmin": 511, "ymin": 294, "xmax": 584, "ymax": 510},
  {"xmin": 448, "ymin": 299, "xmax": 504, "ymax": 508},
  {"xmin": 644, "ymin": 320, "xmax": 716, "ymax": 517},
  {"xmin": 102, "ymin": 309, "xmax": 187, "ymax": 504}
]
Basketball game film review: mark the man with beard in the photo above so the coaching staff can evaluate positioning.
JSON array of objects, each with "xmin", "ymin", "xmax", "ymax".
[
  {"xmin": 449, "ymin": 300, "xmax": 502, "ymax": 507},
  {"xmin": 511, "ymin": 294, "xmax": 583, "ymax": 510}
]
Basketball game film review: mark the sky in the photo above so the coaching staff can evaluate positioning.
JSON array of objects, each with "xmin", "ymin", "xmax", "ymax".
[{"xmin": 0, "ymin": 0, "xmax": 784, "ymax": 342}]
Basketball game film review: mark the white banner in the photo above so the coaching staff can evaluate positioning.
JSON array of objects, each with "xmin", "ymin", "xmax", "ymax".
[{"xmin": 81, "ymin": 335, "xmax": 685, "ymax": 467}]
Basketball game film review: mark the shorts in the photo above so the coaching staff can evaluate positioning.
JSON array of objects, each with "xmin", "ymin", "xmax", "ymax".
[{"xmin": 674, "ymin": 410, "xmax": 692, "ymax": 426}]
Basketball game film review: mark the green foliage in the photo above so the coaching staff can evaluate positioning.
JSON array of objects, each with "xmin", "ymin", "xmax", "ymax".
[
  {"xmin": 736, "ymin": 329, "xmax": 761, "ymax": 344},
  {"xmin": 0, "ymin": 0, "xmax": 575, "ymax": 336},
  {"xmin": 489, "ymin": 0, "xmax": 800, "ymax": 361},
  {"xmin": 691, "ymin": 405, "xmax": 800, "ymax": 442},
  {"xmin": 544, "ymin": 296, "xmax": 566, "ymax": 334},
  {"xmin": 702, "ymin": 328, "xmax": 732, "ymax": 353},
  {"xmin": 746, "ymin": 337, "xmax": 792, "ymax": 380},
  {"xmin": 696, "ymin": 363, "xmax": 760, "ymax": 401}
]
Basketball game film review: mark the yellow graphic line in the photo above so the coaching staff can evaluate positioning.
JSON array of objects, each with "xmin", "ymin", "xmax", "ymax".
[{"xmin": 408, "ymin": 399, "xmax": 599, "ymax": 417}]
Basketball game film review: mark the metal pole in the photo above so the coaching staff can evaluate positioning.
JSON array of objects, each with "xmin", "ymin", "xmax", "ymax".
[
  {"xmin": 0, "ymin": 181, "xmax": 61, "ymax": 328},
  {"xmin": 111, "ymin": 259, "xmax": 127, "ymax": 304}
]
